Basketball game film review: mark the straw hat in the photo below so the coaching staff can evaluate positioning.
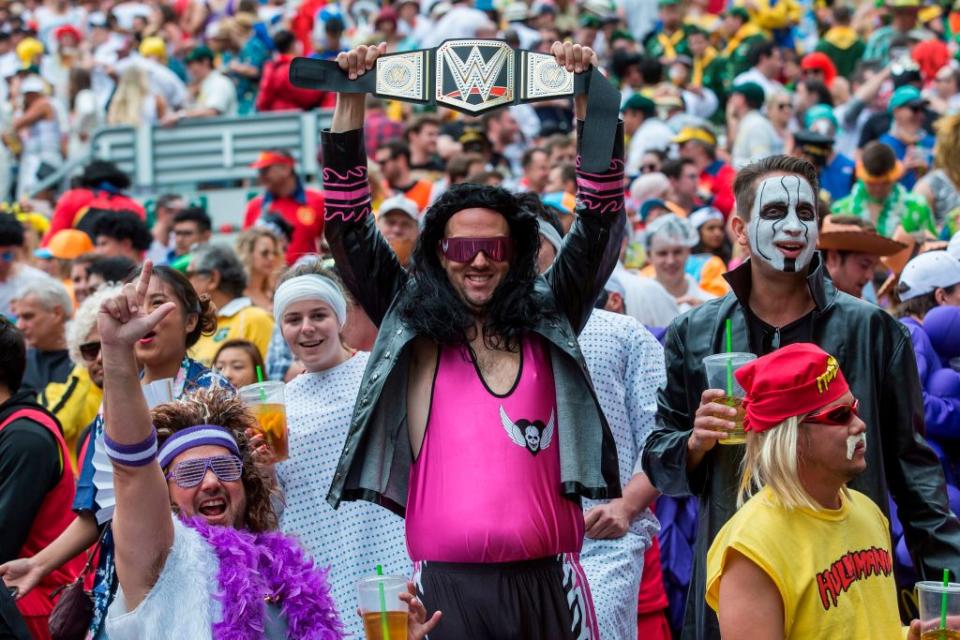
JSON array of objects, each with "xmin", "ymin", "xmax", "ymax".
[{"xmin": 817, "ymin": 216, "xmax": 907, "ymax": 257}]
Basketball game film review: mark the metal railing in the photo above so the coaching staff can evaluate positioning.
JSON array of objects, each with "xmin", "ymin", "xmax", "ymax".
[{"xmin": 31, "ymin": 109, "xmax": 335, "ymax": 196}]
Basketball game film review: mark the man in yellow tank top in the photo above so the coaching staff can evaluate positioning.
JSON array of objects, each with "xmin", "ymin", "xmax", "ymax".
[{"xmin": 705, "ymin": 343, "xmax": 923, "ymax": 639}]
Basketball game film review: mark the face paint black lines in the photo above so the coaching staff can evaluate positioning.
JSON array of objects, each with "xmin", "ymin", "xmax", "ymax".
[{"xmin": 748, "ymin": 174, "xmax": 818, "ymax": 273}]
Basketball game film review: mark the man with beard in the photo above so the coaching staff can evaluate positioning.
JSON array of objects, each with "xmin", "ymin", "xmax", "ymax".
[
  {"xmin": 322, "ymin": 42, "xmax": 624, "ymax": 639},
  {"xmin": 375, "ymin": 195, "xmax": 420, "ymax": 267},
  {"xmin": 642, "ymin": 155, "xmax": 960, "ymax": 639}
]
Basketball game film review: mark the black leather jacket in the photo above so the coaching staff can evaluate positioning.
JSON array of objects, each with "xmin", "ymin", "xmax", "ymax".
[
  {"xmin": 642, "ymin": 256, "xmax": 960, "ymax": 639},
  {"xmin": 321, "ymin": 124, "xmax": 626, "ymax": 516}
]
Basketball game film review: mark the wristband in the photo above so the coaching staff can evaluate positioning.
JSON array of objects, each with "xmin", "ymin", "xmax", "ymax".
[{"xmin": 103, "ymin": 427, "xmax": 158, "ymax": 467}]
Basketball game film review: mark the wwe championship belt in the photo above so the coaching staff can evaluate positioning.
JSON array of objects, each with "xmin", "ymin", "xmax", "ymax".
[{"xmin": 289, "ymin": 39, "xmax": 620, "ymax": 173}]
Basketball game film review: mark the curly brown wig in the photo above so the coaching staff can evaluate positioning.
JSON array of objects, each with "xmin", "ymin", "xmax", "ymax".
[{"xmin": 151, "ymin": 387, "xmax": 278, "ymax": 533}]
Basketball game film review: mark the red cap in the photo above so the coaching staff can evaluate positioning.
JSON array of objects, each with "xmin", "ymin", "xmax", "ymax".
[
  {"xmin": 250, "ymin": 151, "xmax": 295, "ymax": 169},
  {"xmin": 53, "ymin": 24, "xmax": 83, "ymax": 43},
  {"xmin": 800, "ymin": 52, "xmax": 837, "ymax": 88},
  {"xmin": 734, "ymin": 343, "xmax": 850, "ymax": 434}
]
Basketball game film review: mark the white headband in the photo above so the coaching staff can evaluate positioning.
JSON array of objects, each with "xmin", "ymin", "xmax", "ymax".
[{"xmin": 273, "ymin": 274, "xmax": 348, "ymax": 327}]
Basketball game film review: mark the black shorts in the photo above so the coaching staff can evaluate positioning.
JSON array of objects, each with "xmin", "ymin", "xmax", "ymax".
[{"xmin": 412, "ymin": 553, "xmax": 598, "ymax": 640}]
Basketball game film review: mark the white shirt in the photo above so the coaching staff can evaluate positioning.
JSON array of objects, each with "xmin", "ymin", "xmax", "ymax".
[
  {"xmin": 733, "ymin": 67, "xmax": 785, "ymax": 99},
  {"xmin": 115, "ymin": 55, "xmax": 189, "ymax": 110},
  {"xmin": 579, "ymin": 310, "xmax": 664, "ymax": 640},
  {"xmin": 422, "ymin": 6, "xmax": 494, "ymax": 47},
  {"xmin": 626, "ymin": 117, "xmax": 676, "ymax": 175},
  {"xmin": 615, "ymin": 264, "xmax": 681, "ymax": 328},
  {"xmin": 276, "ymin": 352, "xmax": 409, "ymax": 637},
  {"xmin": 732, "ymin": 109, "xmax": 784, "ymax": 169},
  {"xmin": 197, "ymin": 70, "xmax": 238, "ymax": 116}
]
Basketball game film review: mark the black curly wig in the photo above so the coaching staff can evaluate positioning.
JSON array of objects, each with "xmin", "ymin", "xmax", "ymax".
[{"xmin": 397, "ymin": 183, "xmax": 545, "ymax": 352}]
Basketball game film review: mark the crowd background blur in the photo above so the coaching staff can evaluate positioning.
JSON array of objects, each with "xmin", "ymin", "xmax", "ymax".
[{"xmin": 4, "ymin": 0, "xmax": 960, "ymax": 637}]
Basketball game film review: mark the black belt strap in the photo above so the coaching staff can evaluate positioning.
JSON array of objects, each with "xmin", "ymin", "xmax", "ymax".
[{"xmin": 289, "ymin": 39, "xmax": 619, "ymax": 173}]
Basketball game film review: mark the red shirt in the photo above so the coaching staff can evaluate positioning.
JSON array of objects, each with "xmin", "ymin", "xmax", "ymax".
[
  {"xmin": 243, "ymin": 187, "xmax": 325, "ymax": 264},
  {"xmin": 43, "ymin": 188, "xmax": 145, "ymax": 246},
  {"xmin": 701, "ymin": 160, "xmax": 736, "ymax": 219},
  {"xmin": 256, "ymin": 55, "xmax": 328, "ymax": 112}
]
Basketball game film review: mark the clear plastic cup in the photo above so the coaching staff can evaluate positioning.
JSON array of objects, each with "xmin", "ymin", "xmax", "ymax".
[
  {"xmin": 917, "ymin": 581, "xmax": 960, "ymax": 639},
  {"xmin": 357, "ymin": 575, "xmax": 408, "ymax": 640},
  {"xmin": 702, "ymin": 352, "xmax": 757, "ymax": 446},
  {"xmin": 238, "ymin": 381, "xmax": 288, "ymax": 462}
]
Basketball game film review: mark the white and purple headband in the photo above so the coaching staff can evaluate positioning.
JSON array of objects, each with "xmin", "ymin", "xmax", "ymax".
[{"xmin": 157, "ymin": 424, "xmax": 241, "ymax": 469}]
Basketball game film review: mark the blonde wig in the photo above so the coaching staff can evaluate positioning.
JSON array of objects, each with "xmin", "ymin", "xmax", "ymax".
[{"xmin": 737, "ymin": 415, "xmax": 850, "ymax": 510}]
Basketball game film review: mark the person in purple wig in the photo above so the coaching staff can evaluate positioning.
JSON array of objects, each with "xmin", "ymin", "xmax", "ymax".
[{"xmin": 95, "ymin": 261, "xmax": 440, "ymax": 639}]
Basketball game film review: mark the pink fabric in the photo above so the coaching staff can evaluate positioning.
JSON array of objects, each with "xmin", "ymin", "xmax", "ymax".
[{"xmin": 406, "ymin": 336, "xmax": 584, "ymax": 563}]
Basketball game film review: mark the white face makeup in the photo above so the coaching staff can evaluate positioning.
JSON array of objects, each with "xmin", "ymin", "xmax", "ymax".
[{"xmin": 748, "ymin": 175, "xmax": 818, "ymax": 273}]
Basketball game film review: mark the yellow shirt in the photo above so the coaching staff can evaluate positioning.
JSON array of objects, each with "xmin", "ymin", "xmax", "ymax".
[
  {"xmin": 706, "ymin": 486, "xmax": 905, "ymax": 639},
  {"xmin": 190, "ymin": 297, "xmax": 274, "ymax": 367},
  {"xmin": 38, "ymin": 364, "xmax": 102, "ymax": 471}
]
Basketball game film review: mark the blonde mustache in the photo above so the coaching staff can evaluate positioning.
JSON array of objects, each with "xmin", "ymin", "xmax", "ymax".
[{"xmin": 846, "ymin": 433, "xmax": 866, "ymax": 461}]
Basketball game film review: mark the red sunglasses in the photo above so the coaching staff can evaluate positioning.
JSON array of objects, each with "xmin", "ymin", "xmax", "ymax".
[
  {"xmin": 805, "ymin": 399, "xmax": 860, "ymax": 426},
  {"xmin": 438, "ymin": 236, "xmax": 514, "ymax": 263}
]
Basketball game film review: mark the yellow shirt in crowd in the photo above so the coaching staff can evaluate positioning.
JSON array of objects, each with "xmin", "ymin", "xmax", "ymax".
[
  {"xmin": 38, "ymin": 364, "xmax": 102, "ymax": 472},
  {"xmin": 706, "ymin": 485, "xmax": 906, "ymax": 639},
  {"xmin": 190, "ymin": 296, "xmax": 274, "ymax": 367}
]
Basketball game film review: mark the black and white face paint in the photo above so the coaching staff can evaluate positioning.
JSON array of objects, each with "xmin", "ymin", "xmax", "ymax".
[{"xmin": 748, "ymin": 175, "xmax": 818, "ymax": 273}]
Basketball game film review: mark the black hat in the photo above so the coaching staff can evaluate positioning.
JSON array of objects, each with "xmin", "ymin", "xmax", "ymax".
[
  {"xmin": 793, "ymin": 129, "xmax": 834, "ymax": 158},
  {"xmin": 79, "ymin": 160, "xmax": 131, "ymax": 190}
]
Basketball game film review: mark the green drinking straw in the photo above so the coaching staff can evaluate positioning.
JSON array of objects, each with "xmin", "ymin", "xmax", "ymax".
[
  {"xmin": 255, "ymin": 366, "xmax": 266, "ymax": 402},
  {"xmin": 942, "ymin": 568, "xmax": 950, "ymax": 635},
  {"xmin": 376, "ymin": 564, "xmax": 390, "ymax": 640},
  {"xmin": 724, "ymin": 319, "xmax": 734, "ymax": 396}
]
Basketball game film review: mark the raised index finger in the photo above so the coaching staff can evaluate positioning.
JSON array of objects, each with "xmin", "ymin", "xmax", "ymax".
[{"xmin": 135, "ymin": 260, "xmax": 154, "ymax": 312}]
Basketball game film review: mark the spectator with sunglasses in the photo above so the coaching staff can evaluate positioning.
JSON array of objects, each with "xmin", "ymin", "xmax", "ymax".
[
  {"xmin": 37, "ymin": 286, "xmax": 119, "ymax": 470},
  {"xmin": 706, "ymin": 343, "xmax": 923, "ymax": 639},
  {"xmin": 89, "ymin": 262, "xmax": 438, "ymax": 639},
  {"xmin": 878, "ymin": 85, "xmax": 935, "ymax": 190},
  {"xmin": 0, "ymin": 265, "xmax": 228, "ymax": 640},
  {"xmin": 320, "ymin": 42, "xmax": 623, "ymax": 638}
]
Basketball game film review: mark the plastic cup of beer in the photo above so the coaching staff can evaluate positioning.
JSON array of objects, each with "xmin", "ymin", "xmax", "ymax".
[
  {"xmin": 357, "ymin": 575, "xmax": 408, "ymax": 640},
  {"xmin": 702, "ymin": 352, "xmax": 757, "ymax": 446},
  {"xmin": 238, "ymin": 381, "xmax": 288, "ymax": 462},
  {"xmin": 917, "ymin": 581, "xmax": 960, "ymax": 639}
]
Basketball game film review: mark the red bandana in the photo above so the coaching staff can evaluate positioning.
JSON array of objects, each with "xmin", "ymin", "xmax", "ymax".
[{"xmin": 735, "ymin": 343, "xmax": 850, "ymax": 434}]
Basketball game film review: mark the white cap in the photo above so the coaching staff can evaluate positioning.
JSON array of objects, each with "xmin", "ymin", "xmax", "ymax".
[
  {"xmin": 378, "ymin": 195, "xmax": 420, "ymax": 221},
  {"xmin": 898, "ymin": 251, "xmax": 960, "ymax": 301},
  {"xmin": 948, "ymin": 231, "xmax": 960, "ymax": 262},
  {"xmin": 20, "ymin": 75, "xmax": 46, "ymax": 95},
  {"xmin": 502, "ymin": 2, "xmax": 529, "ymax": 22}
]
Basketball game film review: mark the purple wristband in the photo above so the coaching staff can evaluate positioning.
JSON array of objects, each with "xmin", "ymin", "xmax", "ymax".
[{"xmin": 103, "ymin": 428, "xmax": 158, "ymax": 467}]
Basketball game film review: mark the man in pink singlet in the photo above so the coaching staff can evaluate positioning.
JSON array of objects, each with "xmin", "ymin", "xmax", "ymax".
[{"xmin": 320, "ymin": 42, "xmax": 625, "ymax": 639}]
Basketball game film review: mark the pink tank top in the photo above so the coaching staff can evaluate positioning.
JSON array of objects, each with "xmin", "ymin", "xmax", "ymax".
[{"xmin": 405, "ymin": 335, "xmax": 584, "ymax": 563}]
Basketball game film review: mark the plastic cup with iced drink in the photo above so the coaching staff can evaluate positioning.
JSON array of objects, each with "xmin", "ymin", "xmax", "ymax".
[
  {"xmin": 238, "ymin": 381, "xmax": 288, "ymax": 462},
  {"xmin": 702, "ymin": 352, "xmax": 757, "ymax": 446},
  {"xmin": 917, "ymin": 581, "xmax": 960, "ymax": 639},
  {"xmin": 357, "ymin": 575, "xmax": 408, "ymax": 640}
]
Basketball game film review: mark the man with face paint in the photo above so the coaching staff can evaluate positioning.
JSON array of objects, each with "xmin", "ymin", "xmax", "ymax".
[{"xmin": 642, "ymin": 154, "xmax": 960, "ymax": 640}]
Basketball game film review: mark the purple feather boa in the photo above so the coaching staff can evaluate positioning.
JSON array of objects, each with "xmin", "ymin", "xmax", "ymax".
[{"xmin": 185, "ymin": 518, "xmax": 344, "ymax": 640}]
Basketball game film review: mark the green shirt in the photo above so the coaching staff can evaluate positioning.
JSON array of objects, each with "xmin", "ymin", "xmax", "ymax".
[{"xmin": 830, "ymin": 181, "xmax": 936, "ymax": 238}]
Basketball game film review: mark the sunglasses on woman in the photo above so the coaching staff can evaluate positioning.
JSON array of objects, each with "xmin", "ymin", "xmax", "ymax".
[
  {"xmin": 165, "ymin": 455, "xmax": 243, "ymax": 489},
  {"xmin": 805, "ymin": 399, "xmax": 860, "ymax": 426},
  {"xmin": 79, "ymin": 341, "xmax": 101, "ymax": 361},
  {"xmin": 438, "ymin": 236, "xmax": 514, "ymax": 263}
]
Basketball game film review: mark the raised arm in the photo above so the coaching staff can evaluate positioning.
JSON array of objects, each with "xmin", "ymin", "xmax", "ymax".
[
  {"xmin": 98, "ymin": 262, "xmax": 177, "ymax": 610},
  {"xmin": 544, "ymin": 43, "xmax": 626, "ymax": 335},
  {"xmin": 322, "ymin": 43, "xmax": 407, "ymax": 327}
]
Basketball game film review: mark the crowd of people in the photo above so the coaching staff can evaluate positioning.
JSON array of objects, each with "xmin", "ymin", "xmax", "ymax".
[{"xmin": 1, "ymin": 0, "xmax": 960, "ymax": 638}]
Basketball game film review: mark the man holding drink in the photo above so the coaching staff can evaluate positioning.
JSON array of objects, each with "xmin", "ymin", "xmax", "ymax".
[
  {"xmin": 642, "ymin": 155, "xmax": 960, "ymax": 639},
  {"xmin": 707, "ymin": 343, "xmax": 928, "ymax": 639}
]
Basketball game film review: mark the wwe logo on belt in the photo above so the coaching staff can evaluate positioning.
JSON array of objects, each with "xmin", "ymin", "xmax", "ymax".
[{"xmin": 436, "ymin": 40, "xmax": 515, "ymax": 114}]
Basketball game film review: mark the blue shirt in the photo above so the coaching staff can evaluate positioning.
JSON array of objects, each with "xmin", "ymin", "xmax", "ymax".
[
  {"xmin": 821, "ymin": 153, "xmax": 855, "ymax": 202},
  {"xmin": 878, "ymin": 132, "xmax": 935, "ymax": 191}
]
